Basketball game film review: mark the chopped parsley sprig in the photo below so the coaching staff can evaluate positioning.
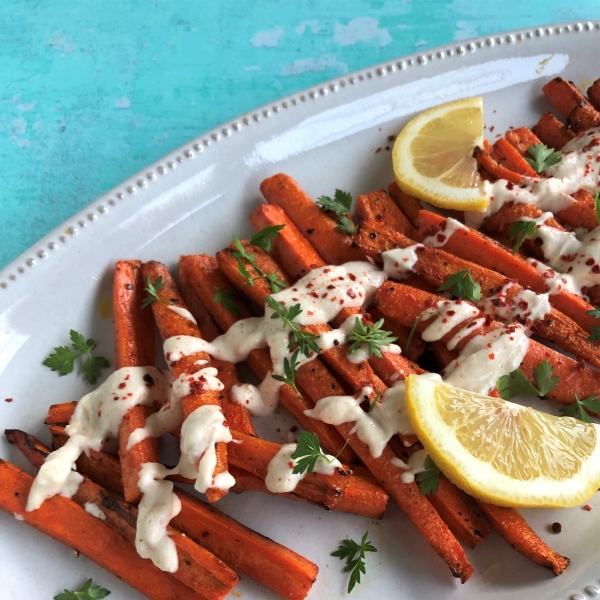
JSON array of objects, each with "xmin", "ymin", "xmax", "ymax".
[
  {"xmin": 509, "ymin": 220, "xmax": 537, "ymax": 255},
  {"xmin": 231, "ymin": 236, "xmax": 287, "ymax": 293},
  {"xmin": 140, "ymin": 275, "xmax": 169, "ymax": 309},
  {"xmin": 272, "ymin": 349, "xmax": 302, "ymax": 396},
  {"xmin": 347, "ymin": 318, "xmax": 398, "ymax": 359},
  {"xmin": 43, "ymin": 330, "xmax": 109, "ymax": 385},
  {"xmin": 404, "ymin": 316, "xmax": 420, "ymax": 354},
  {"xmin": 317, "ymin": 189, "xmax": 357, "ymax": 236},
  {"xmin": 54, "ymin": 578, "xmax": 111, "ymax": 600},
  {"xmin": 559, "ymin": 394, "xmax": 600, "ymax": 423},
  {"xmin": 496, "ymin": 359, "xmax": 559, "ymax": 400},
  {"xmin": 524, "ymin": 143, "xmax": 562, "ymax": 173},
  {"xmin": 291, "ymin": 431, "xmax": 350, "ymax": 475},
  {"xmin": 416, "ymin": 455, "xmax": 441, "ymax": 496},
  {"xmin": 594, "ymin": 193, "xmax": 600, "ymax": 226},
  {"xmin": 586, "ymin": 305, "xmax": 600, "ymax": 341},
  {"xmin": 213, "ymin": 287, "xmax": 242, "ymax": 317},
  {"xmin": 331, "ymin": 531, "xmax": 378, "ymax": 593},
  {"xmin": 264, "ymin": 297, "xmax": 320, "ymax": 357},
  {"xmin": 437, "ymin": 269, "xmax": 482, "ymax": 302},
  {"xmin": 249, "ymin": 224, "xmax": 286, "ymax": 252}
]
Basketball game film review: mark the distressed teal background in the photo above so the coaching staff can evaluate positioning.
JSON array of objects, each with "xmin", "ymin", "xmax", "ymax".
[{"xmin": 2, "ymin": 2, "xmax": 600, "ymax": 269}]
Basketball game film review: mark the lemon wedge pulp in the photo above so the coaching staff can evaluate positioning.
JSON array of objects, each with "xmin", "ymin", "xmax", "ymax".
[
  {"xmin": 392, "ymin": 97, "xmax": 487, "ymax": 211},
  {"xmin": 405, "ymin": 374, "xmax": 600, "ymax": 508}
]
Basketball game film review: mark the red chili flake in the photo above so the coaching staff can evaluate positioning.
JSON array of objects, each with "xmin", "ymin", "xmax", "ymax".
[
  {"xmin": 331, "ymin": 296, "xmax": 337, "ymax": 302},
  {"xmin": 125, "ymin": 374, "xmax": 130, "ymax": 380},
  {"xmin": 518, "ymin": 300, "xmax": 528, "ymax": 311},
  {"xmin": 551, "ymin": 522, "xmax": 562, "ymax": 533},
  {"xmin": 490, "ymin": 125, "xmax": 495, "ymax": 132},
  {"xmin": 437, "ymin": 234, "xmax": 446, "ymax": 243},
  {"xmin": 586, "ymin": 258, "xmax": 595, "ymax": 266},
  {"xmin": 321, "ymin": 293, "xmax": 328, "ymax": 298},
  {"xmin": 385, "ymin": 146, "xmax": 390, "ymax": 151},
  {"xmin": 582, "ymin": 504, "xmax": 592, "ymax": 511},
  {"xmin": 387, "ymin": 134, "xmax": 396, "ymax": 142},
  {"xmin": 442, "ymin": 318, "xmax": 448, "ymax": 324},
  {"xmin": 4, "ymin": 398, "xmax": 13, "ymax": 403},
  {"xmin": 339, "ymin": 299, "xmax": 344, "ymax": 305},
  {"xmin": 288, "ymin": 461, "xmax": 294, "ymax": 469},
  {"xmin": 324, "ymin": 268, "xmax": 331, "ymax": 273},
  {"xmin": 327, "ymin": 285, "xmax": 335, "ymax": 290},
  {"xmin": 447, "ymin": 310, "xmax": 456, "ymax": 316},
  {"xmin": 375, "ymin": 147, "xmax": 382, "ymax": 153},
  {"xmin": 307, "ymin": 283, "xmax": 313, "ymax": 288},
  {"xmin": 489, "ymin": 353, "xmax": 495, "ymax": 360},
  {"xmin": 348, "ymin": 273, "xmax": 356, "ymax": 281},
  {"xmin": 309, "ymin": 291, "xmax": 319, "ymax": 298},
  {"xmin": 543, "ymin": 269, "xmax": 555, "ymax": 279},
  {"xmin": 506, "ymin": 182, "xmax": 514, "ymax": 191},
  {"xmin": 347, "ymin": 289, "xmax": 356, "ymax": 299},
  {"xmin": 118, "ymin": 382, "xmax": 126, "ymax": 390}
]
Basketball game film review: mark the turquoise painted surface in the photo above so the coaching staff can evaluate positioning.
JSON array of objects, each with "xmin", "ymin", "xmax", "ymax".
[{"xmin": 2, "ymin": 1, "xmax": 600, "ymax": 269}]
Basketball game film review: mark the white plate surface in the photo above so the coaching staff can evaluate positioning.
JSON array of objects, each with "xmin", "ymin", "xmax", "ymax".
[{"xmin": 1, "ymin": 21, "xmax": 600, "ymax": 600}]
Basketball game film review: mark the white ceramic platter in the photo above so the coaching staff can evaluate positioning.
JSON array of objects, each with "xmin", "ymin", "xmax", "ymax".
[{"xmin": 2, "ymin": 21, "xmax": 600, "ymax": 600}]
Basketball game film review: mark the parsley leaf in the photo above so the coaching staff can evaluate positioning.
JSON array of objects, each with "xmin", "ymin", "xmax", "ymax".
[
  {"xmin": 249, "ymin": 224, "xmax": 286, "ymax": 252},
  {"xmin": 594, "ymin": 193, "xmax": 600, "ymax": 226},
  {"xmin": 509, "ymin": 220, "xmax": 537, "ymax": 255},
  {"xmin": 496, "ymin": 359, "xmax": 559, "ymax": 400},
  {"xmin": 331, "ymin": 531, "xmax": 377, "ymax": 593},
  {"xmin": 265, "ymin": 297, "xmax": 321, "ymax": 357},
  {"xmin": 54, "ymin": 578, "xmax": 111, "ymax": 600},
  {"xmin": 231, "ymin": 236, "xmax": 287, "ymax": 293},
  {"xmin": 524, "ymin": 143, "xmax": 562, "ymax": 173},
  {"xmin": 586, "ymin": 305, "xmax": 600, "ymax": 319},
  {"xmin": 589, "ymin": 326, "xmax": 600, "ymax": 341},
  {"xmin": 416, "ymin": 455, "xmax": 441, "ymax": 496},
  {"xmin": 272, "ymin": 349, "xmax": 302, "ymax": 396},
  {"xmin": 140, "ymin": 275, "xmax": 169, "ymax": 309},
  {"xmin": 347, "ymin": 318, "xmax": 398, "ymax": 359},
  {"xmin": 43, "ymin": 330, "xmax": 109, "ymax": 385},
  {"xmin": 368, "ymin": 391, "xmax": 382, "ymax": 412},
  {"xmin": 404, "ymin": 316, "xmax": 420, "ymax": 354},
  {"xmin": 317, "ymin": 189, "xmax": 357, "ymax": 236},
  {"xmin": 291, "ymin": 431, "xmax": 335, "ymax": 474},
  {"xmin": 213, "ymin": 287, "xmax": 242, "ymax": 317},
  {"xmin": 437, "ymin": 269, "xmax": 482, "ymax": 302},
  {"xmin": 559, "ymin": 394, "xmax": 600, "ymax": 423}
]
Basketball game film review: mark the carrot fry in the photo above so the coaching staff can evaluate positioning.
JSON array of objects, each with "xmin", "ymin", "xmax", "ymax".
[
  {"xmin": 141, "ymin": 261, "xmax": 229, "ymax": 503},
  {"xmin": 387, "ymin": 182, "xmax": 422, "ymax": 226},
  {"xmin": 415, "ymin": 209, "xmax": 600, "ymax": 334},
  {"xmin": 567, "ymin": 102, "xmax": 600, "ymax": 133},
  {"xmin": 260, "ymin": 173, "xmax": 365, "ymax": 264},
  {"xmin": 587, "ymin": 79, "xmax": 600, "ymax": 111},
  {"xmin": 0, "ymin": 458, "xmax": 214, "ymax": 600},
  {"xmin": 474, "ymin": 145, "xmax": 524, "ymax": 184},
  {"xmin": 542, "ymin": 77, "xmax": 592, "ymax": 118},
  {"xmin": 16, "ymin": 430, "xmax": 319, "ymax": 600},
  {"xmin": 532, "ymin": 112, "xmax": 575, "ymax": 150},
  {"xmin": 489, "ymin": 138, "xmax": 539, "ymax": 177},
  {"xmin": 178, "ymin": 254, "xmax": 356, "ymax": 462},
  {"xmin": 475, "ymin": 500, "xmax": 570, "ymax": 575},
  {"xmin": 375, "ymin": 281, "xmax": 600, "ymax": 412},
  {"xmin": 504, "ymin": 127, "xmax": 542, "ymax": 156},
  {"xmin": 45, "ymin": 400, "xmax": 77, "ymax": 424},
  {"xmin": 355, "ymin": 189, "xmax": 415, "ymax": 238}
]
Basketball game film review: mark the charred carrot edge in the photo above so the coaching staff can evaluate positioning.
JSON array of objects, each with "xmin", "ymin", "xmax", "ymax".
[
  {"xmin": 532, "ymin": 112, "xmax": 574, "ymax": 150},
  {"xmin": 141, "ymin": 261, "xmax": 228, "ymax": 503},
  {"xmin": 504, "ymin": 127, "xmax": 542, "ymax": 156},
  {"xmin": 475, "ymin": 500, "xmax": 570, "ymax": 575},
  {"xmin": 356, "ymin": 218, "xmax": 600, "ymax": 369},
  {"xmin": 113, "ymin": 260, "xmax": 158, "ymax": 504},
  {"xmin": 587, "ymin": 79, "xmax": 600, "ymax": 111},
  {"xmin": 45, "ymin": 401, "xmax": 77, "ymax": 424},
  {"xmin": 474, "ymin": 145, "xmax": 524, "ymax": 184},
  {"xmin": 542, "ymin": 76, "xmax": 592, "ymax": 118},
  {"xmin": 178, "ymin": 254, "xmax": 356, "ymax": 463},
  {"xmin": 7, "ymin": 430, "xmax": 239, "ymax": 599},
  {"xmin": 489, "ymin": 138, "xmax": 539, "ymax": 177},
  {"xmin": 354, "ymin": 189, "xmax": 415, "ymax": 238},
  {"xmin": 229, "ymin": 430, "xmax": 350, "ymax": 510},
  {"xmin": 32, "ymin": 429, "xmax": 320, "ymax": 600},
  {"xmin": 387, "ymin": 182, "xmax": 422, "ymax": 226},
  {"xmin": 414, "ymin": 209, "xmax": 600, "ymax": 334},
  {"xmin": 260, "ymin": 173, "xmax": 365, "ymax": 264},
  {"xmin": 567, "ymin": 102, "xmax": 600, "ymax": 133},
  {"xmin": 375, "ymin": 281, "xmax": 600, "ymax": 413},
  {"xmin": 0, "ymin": 458, "xmax": 208, "ymax": 600}
]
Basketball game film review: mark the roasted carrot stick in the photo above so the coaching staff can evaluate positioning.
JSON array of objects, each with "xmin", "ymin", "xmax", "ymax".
[
  {"xmin": 504, "ymin": 127, "xmax": 542, "ymax": 155},
  {"xmin": 0, "ymin": 459, "xmax": 208, "ymax": 600},
  {"xmin": 542, "ymin": 77, "xmax": 593, "ymax": 118},
  {"xmin": 27, "ymin": 429, "xmax": 319, "ymax": 600},
  {"xmin": 475, "ymin": 500, "xmax": 570, "ymax": 575},
  {"xmin": 178, "ymin": 254, "xmax": 356, "ymax": 463},
  {"xmin": 141, "ymin": 261, "xmax": 229, "ymax": 503},
  {"xmin": 7, "ymin": 430, "xmax": 239, "ymax": 599},
  {"xmin": 567, "ymin": 102, "xmax": 600, "ymax": 133},
  {"xmin": 415, "ymin": 209, "xmax": 600, "ymax": 334},
  {"xmin": 45, "ymin": 400, "xmax": 77, "ymax": 424},
  {"xmin": 489, "ymin": 137, "xmax": 539, "ymax": 177},
  {"xmin": 474, "ymin": 145, "xmax": 524, "ymax": 184},
  {"xmin": 355, "ymin": 189, "xmax": 415, "ymax": 238},
  {"xmin": 260, "ymin": 173, "xmax": 365, "ymax": 264},
  {"xmin": 387, "ymin": 181, "xmax": 422, "ymax": 226},
  {"xmin": 532, "ymin": 112, "xmax": 575, "ymax": 150},
  {"xmin": 114, "ymin": 260, "xmax": 158, "ymax": 504},
  {"xmin": 587, "ymin": 79, "xmax": 600, "ymax": 111},
  {"xmin": 375, "ymin": 281, "xmax": 600, "ymax": 412}
]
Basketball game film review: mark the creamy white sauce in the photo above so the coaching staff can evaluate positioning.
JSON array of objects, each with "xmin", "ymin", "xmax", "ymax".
[
  {"xmin": 421, "ymin": 218, "xmax": 467, "ymax": 247},
  {"xmin": 391, "ymin": 448, "xmax": 429, "ymax": 484},
  {"xmin": 264, "ymin": 443, "xmax": 341, "ymax": 493},
  {"xmin": 305, "ymin": 382, "xmax": 414, "ymax": 458},
  {"xmin": 477, "ymin": 283, "xmax": 551, "ymax": 326},
  {"xmin": 382, "ymin": 245, "xmax": 423, "ymax": 278},
  {"xmin": 167, "ymin": 305, "xmax": 198, "ymax": 324},
  {"xmin": 528, "ymin": 259, "xmax": 581, "ymax": 296},
  {"xmin": 420, "ymin": 300, "xmax": 481, "ymax": 343},
  {"xmin": 84, "ymin": 502, "xmax": 107, "ymax": 521},
  {"xmin": 13, "ymin": 512, "xmax": 24, "ymax": 521}
]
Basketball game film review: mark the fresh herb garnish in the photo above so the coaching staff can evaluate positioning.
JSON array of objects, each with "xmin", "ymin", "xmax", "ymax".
[
  {"xmin": 404, "ymin": 316, "xmax": 420, "ymax": 354},
  {"xmin": 524, "ymin": 143, "xmax": 562, "ymax": 173},
  {"xmin": 437, "ymin": 269, "xmax": 482, "ymax": 302},
  {"xmin": 416, "ymin": 455, "xmax": 441, "ymax": 496},
  {"xmin": 249, "ymin": 224, "xmax": 285, "ymax": 252},
  {"xmin": 43, "ymin": 330, "xmax": 109, "ymax": 385},
  {"xmin": 496, "ymin": 359, "xmax": 559, "ymax": 400},
  {"xmin": 509, "ymin": 220, "xmax": 537, "ymax": 255},
  {"xmin": 589, "ymin": 327, "xmax": 600, "ymax": 342},
  {"xmin": 54, "ymin": 578, "xmax": 111, "ymax": 600},
  {"xmin": 272, "ymin": 349, "xmax": 302, "ymax": 396},
  {"xmin": 140, "ymin": 275, "xmax": 169, "ymax": 309},
  {"xmin": 213, "ymin": 287, "xmax": 242, "ymax": 317},
  {"xmin": 594, "ymin": 193, "xmax": 600, "ymax": 226},
  {"xmin": 368, "ymin": 391, "xmax": 382, "ymax": 412},
  {"xmin": 290, "ymin": 431, "xmax": 350, "ymax": 475},
  {"xmin": 331, "ymin": 531, "xmax": 378, "ymax": 593},
  {"xmin": 559, "ymin": 394, "xmax": 600, "ymax": 423},
  {"xmin": 586, "ymin": 305, "xmax": 600, "ymax": 319},
  {"xmin": 317, "ymin": 189, "xmax": 357, "ymax": 236},
  {"xmin": 231, "ymin": 236, "xmax": 287, "ymax": 293},
  {"xmin": 264, "ymin": 297, "xmax": 320, "ymax": 357},
  {"xmin": 347, "ymin": 318, "xmax": 398, "ymax": 359}
]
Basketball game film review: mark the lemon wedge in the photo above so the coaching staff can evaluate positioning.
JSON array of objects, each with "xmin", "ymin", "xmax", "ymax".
[
  {"xmin": 392, "ymin": 97, "xmax": 487, "ymax": 211},
  {"xmin": 405, "ymin": 374, "xmax": 600, "ymax": 508}
]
